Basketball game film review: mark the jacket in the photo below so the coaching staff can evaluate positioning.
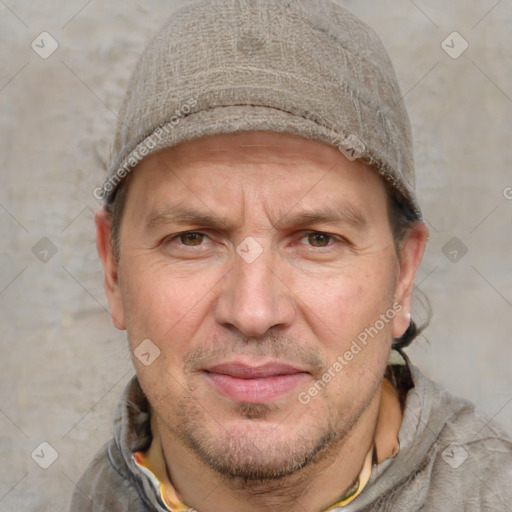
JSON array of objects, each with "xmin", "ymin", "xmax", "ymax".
[{"xmin": 69, "ymin": 364, "xmax": 512, "ymax": 511}]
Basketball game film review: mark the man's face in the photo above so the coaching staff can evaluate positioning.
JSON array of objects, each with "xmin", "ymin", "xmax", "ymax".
[{"xmin": 99, "ymin": 131, "xmax": 421, "ymax": 480}]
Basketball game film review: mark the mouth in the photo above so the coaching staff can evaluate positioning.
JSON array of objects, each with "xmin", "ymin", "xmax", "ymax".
[{"xmin": 203, "ymin": 361, "xmax": 309, "ymax": 404}]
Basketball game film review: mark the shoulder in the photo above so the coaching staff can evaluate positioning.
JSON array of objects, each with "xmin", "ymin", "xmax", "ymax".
[
  {"xmin": 414, "ymin": 368, "xmax": 512, "ymax": 510},
  {"xmin": 430, "ymin": 406, "xmax": 512, "ymax": 507},
  {"xmin": 68, "ymin": 439, "xmax": 147, "ymax": 512}
]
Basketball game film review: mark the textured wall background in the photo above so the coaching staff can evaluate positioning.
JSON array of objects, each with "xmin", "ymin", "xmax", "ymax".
[{"xmin": 1, "ymin": 1, "xmax": 511, "ymax": 510}]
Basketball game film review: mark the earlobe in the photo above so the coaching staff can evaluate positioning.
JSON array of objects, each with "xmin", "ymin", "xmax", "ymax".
[
  {"xmin": 391, "ymin": 221, "xmax": 429, "ymax": 338},
  {"xmin": 392, "ymin": 310, "xmax": 411, "ymax": 340},
  {"xmin": 95, "ymin": 208, "xmax": 126, "ymax": 330}
]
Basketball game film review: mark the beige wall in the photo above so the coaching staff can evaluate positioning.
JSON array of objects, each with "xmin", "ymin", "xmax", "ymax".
[{"xmin": 1, "ymin": 1, "xmax": 511, "ymax": 509}]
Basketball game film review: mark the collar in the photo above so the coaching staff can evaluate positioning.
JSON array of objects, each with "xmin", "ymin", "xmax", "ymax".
[{"xmin": 133, "ymin": 376, "xmax": 402, "ymax": 511}]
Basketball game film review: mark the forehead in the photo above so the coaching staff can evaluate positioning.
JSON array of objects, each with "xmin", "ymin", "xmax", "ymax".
[{"xmin": 121, "ymin": 131, "xmax": 390, "ymax": 225}]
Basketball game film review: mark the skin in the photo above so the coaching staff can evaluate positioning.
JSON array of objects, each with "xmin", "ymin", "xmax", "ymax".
[{"xmin": 96, "ymin": 131, "xmax": 428, "ymax": 512}]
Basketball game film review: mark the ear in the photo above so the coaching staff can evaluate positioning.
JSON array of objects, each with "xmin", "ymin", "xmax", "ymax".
[
  {"xmin": 392, "ymin": 221, "xmax": 429, "ymax": 338},
  {"xmin": 95, "ymin": 208, "xmax": 126, "ymax": 330}
]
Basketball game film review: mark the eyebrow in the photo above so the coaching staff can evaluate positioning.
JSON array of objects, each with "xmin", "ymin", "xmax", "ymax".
[
  {"xmin": 145, "ymin": 203, "xmax": 368, "ymax": 232},
  {"xmin": 274, "ymin": 204, "xmax": 368, "ymax": 231},
  {"xmin": 146, "ymin": 205, "xmax": 236, "ymax": 232}
]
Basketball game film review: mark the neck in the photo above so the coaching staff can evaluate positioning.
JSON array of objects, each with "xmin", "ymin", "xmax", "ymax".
[{"xmin": 156, "ymin": 386, "xmax": 382, "ymax": 512}]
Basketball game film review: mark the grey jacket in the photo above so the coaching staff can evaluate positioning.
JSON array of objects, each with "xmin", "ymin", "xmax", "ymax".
[{"xmin": 69, "ymin": 365, "xmax": 512, "ymax": 511}]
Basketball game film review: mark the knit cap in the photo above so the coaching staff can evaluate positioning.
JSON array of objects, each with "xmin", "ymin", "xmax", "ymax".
[{"xmin": 100, "ymin": 0, "xmax": 421, "ymax": 220}]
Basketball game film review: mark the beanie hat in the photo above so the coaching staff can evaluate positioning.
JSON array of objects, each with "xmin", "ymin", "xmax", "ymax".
[{"xmin": 100, "ymin": 0, "xmax": 422, "ymax": 220}]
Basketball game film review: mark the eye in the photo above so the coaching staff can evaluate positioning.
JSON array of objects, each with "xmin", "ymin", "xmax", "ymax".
[
  {"xmin": 302, "ymin": 232, "xmax": 336, "ymax": 247},
  {"xmin": 160, "ymin": 231, "xmax": 217, "ymax": 259},
  {"xmin": 174, "ymin": 232, "xmax": 207, "ymax": 246}
]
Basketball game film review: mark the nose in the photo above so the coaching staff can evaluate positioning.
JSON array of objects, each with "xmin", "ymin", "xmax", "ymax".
[{"xmin": 213, "ymin": 246, "xmax": 296, "ymax": 338}]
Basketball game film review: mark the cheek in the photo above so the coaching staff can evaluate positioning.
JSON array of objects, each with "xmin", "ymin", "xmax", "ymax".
[
  {"xmin": 292, "ymin": 260, "xmax": 396, "ymax": 356},
  {"xmin": 119, "ymin": 258, "xmax": 219, "ymax": 356}
]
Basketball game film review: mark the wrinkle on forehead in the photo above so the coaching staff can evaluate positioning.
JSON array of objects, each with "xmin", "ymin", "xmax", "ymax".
[{"xmin": 126, "ymin": 131, "xmax": 388, "ymax": 238}]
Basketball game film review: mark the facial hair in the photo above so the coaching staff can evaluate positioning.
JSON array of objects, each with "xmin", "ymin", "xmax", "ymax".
[{"xmin": 163, "ymin": 334, "xmax": 383, "ymax": 485}]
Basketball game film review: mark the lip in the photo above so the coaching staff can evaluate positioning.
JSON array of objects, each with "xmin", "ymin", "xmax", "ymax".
[{"xmin": 203, "ymin": 361, "xmax": 309, "ymax": 403}]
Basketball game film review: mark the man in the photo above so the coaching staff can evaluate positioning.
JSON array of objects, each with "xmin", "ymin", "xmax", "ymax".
[{"xmin": 73, "ymin": 0, "xmax": 512, "ymax": 510}]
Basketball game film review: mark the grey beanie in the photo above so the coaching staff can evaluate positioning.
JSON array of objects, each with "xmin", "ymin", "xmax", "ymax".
[{"xmin": 100, "ymin": 0, "xmax": 422, "ymax": 220}]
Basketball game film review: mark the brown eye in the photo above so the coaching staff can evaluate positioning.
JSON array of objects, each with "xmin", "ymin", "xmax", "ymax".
[
  {"xmin": 179, "ymin": 232, "xmax": 205, "ymax": 246},
  {"xmin": 307, "ymin": 233, "xmax": 332, "ymax": 247}
]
